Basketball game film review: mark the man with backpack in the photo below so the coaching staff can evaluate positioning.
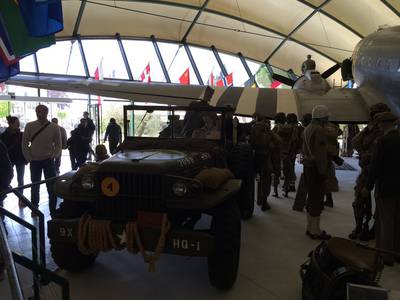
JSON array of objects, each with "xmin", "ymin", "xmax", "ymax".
[{"xmin": 22, "ymin": 105, "xmax": 61, "ymax": 217}]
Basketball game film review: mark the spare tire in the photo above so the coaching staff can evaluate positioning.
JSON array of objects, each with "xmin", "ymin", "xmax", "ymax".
[{"xmin": 228, "ymin": 143, "xmax": 255, "ymax": 219}]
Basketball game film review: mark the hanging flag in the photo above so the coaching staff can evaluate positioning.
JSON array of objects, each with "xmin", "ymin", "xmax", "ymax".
[
  {"xmin": 179, "ymin": 67, "xmax": 190, "ymax": 85},
  {"xmin": 94, "ymin": 58, "xmax": 104, "ymax": 106},
  {"xmin": 214, "ymin": 70, "xmax": 225, "ymax": 86},
  {"xmin": 139, "ymin": 62, "xmax": 151, "ymax": 83},
  {"xmin": 207, "ymin": 70, "xmax": 214, "ymax": 86},
  {"xmin": 0, "ymin": 16, "xmax": 18, "ymax": 65},
  {"xmin": 0, "ymin": 0, "xmax": 55, "ymax": 58},
  {"xmin": 225, "ymin": 72, "xmax": 233, "ymax": 86},
  {"xmin": 0, "ymin": 61, "xmax": 19, "ymax": 83},
  {"xmin": 270, "ymin": 80, "xmax": 281, "ymax": 89},
  {"xmin": 18, "ymin": 0, "xmax": 63, "ymax": 37}
]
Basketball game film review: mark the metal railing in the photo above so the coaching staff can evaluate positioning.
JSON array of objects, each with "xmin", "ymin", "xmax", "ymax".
[{"xmin": 0, "ymin": 177, "xmax": 70, "ymax": 300}]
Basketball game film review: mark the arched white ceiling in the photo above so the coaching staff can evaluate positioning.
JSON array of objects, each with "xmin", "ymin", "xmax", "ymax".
[{"xmin": 57, "ymin": 0, "xmax": 400, "ymax": 84}]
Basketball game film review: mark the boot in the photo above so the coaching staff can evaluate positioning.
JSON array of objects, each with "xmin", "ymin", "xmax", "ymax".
[
  {"xmin": 306, "ymin": 215, "xmax": 331, "ymax": 240},
  {"xmin": 324, "ymin": 193, "xmax": 333, "ymax": 207},
  {"xmin": 261, "ymin": 199, "xmax": 271, "ymax": 211}
]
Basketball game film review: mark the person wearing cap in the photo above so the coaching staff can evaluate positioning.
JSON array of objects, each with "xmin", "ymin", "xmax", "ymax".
[
  {"xmin": 364, "ymin": 112, "xmax": 400, "ymax": 266},
  {"xmin": 301, "ymin": 54, "xmax": 316, "ymax": 75},
  {"xmin": 302, "ymin": 105, "xmax": 331, "ymax": 240},
  {"xmin": 349, "ymin": 102, "xmax": 391, "ymax": 241}
]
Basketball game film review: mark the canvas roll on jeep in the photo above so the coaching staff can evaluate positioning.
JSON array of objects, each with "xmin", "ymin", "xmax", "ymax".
[{"xmin": 48, "ymin": 104, "xmax": 254, "ymax": 290}]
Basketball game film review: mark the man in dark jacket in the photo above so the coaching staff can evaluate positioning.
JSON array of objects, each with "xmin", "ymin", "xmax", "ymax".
[
  {"xmin": 104, "ymin": 118, "xmax": 122, "ymax": 154},
  {"xmin": 365, "ymin": 112, "xmax": 400, "ymax": 266},
  {"xmin": 0, "ymin": 140, "xmax": 13, "ymax": 279}
]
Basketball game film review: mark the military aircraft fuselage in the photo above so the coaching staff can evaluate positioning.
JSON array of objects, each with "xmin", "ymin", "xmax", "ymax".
[{"xmin": 352, "ymin": 26, "xmax": 400, "ymax": 114}]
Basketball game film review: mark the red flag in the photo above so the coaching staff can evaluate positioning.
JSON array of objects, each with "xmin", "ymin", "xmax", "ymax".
[
  {"xmin": 139, "ymin": 62, "xmax": 151, "ymax": 82},
  {"xmin": 208, "ymin": 71, "xmax": 214, "ymax": 86},
  {"xmin": 216, "ymin": 79, "xmax": 224, "ymax": 86},
  {"xmin": 179, "ymin": 67, "xmax": 190, "ymax": 85},
  {"xmin": 225, "ymin": 72, "xmax": 233, "ymax": 86},
  {"xmin": 270, "ymin": 80, "xmax": 281, "ymax": 89},
  {"xmin": 94, "ymin": 58, "xmax": 103, "ymax": 106}
]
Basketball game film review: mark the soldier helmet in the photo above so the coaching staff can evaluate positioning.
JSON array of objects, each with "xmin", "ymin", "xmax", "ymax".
[
  {"xmin": 369, "ymin": 102, "xmax": 390, "ymax": 117},
  {"xmin": 286, "ymin": 113, "xmax": 298, "ymax": 124},
  {"xmin": 275, "ymin": 112, "xmax": 286, "ymax": 124},
  {"xmin": 312, "ymin": 105, "xmax": 329, "ymax": 119},
  {"xmin": 374, "ymin": 112, "xmax": 397, "ymax": 123}
]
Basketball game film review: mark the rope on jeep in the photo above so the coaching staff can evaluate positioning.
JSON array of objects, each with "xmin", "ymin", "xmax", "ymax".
[
  {"xmin": 130, "ymin": 214, "xmax": 171, "ymax": 272},
  {"xmin": 77, "ymin": 214, "xmax": 116, "ymax": 255}
]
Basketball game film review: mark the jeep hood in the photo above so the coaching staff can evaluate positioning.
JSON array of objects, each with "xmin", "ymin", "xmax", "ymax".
[{"xmin": 97, "ymin": 149, "xmax": 211, "ymax": 174}]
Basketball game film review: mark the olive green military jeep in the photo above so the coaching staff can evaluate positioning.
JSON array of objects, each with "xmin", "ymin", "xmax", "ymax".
[{"xmin": 47, "ymin": 105, "xmax": 254, "ymax": 290}]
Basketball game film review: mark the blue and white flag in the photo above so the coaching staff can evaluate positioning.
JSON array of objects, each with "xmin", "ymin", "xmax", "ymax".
[{"xmin": 18, "ymin": 0, "xmax": 63, "ymax": 37}]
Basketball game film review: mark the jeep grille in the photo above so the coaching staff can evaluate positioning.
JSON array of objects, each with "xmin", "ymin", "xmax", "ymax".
[{"xmin": 96, "ymin": 172, "xmax": 164, "ymax": 220}]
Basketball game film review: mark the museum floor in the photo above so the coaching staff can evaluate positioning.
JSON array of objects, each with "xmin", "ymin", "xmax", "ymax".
[{"xmin": 1, "ymin": 156, "xmax": 399, "ymax": 299}]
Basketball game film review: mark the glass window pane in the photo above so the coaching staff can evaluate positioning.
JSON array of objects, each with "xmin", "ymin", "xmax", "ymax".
[
  {"xmin": 6, "ymin": 85, "xmax": 38, "ymax": 97},
  {"xmin": 82, "ymin": 39, "xmax": 128, "ymax": 79},
  {"xmin": 20, "ymin": 55, "xmax": 36, "ymax": 72},
  {"xmin": 36, "ymin": 41, "xmax": 85, "ymax": 76},
  {"xmin": 189, "ymin": 46, "xmax": 223, "ymax": 86},
  {"xmin": 218, "ymin": 52, "xmax": 249, "ymax": 86},
  {"xmin": 245, "ymin": 58, "xmax": 261, "ymax": 77},
  {"xmin": 158, "ymin": 42, "xmax": 199, "ymax": 85},
  {"xmin": 122, "ymin": 40, "xmax": 166, "ymax": 83}
]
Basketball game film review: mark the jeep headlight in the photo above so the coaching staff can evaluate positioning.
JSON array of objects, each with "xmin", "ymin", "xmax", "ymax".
[
  {"xmin": 81, "ymin": 174, "xmax": 95, "ymax": 190},
  {"xmin": 172, "ymin": 181, "xmax": 188, "ymax": 197}
]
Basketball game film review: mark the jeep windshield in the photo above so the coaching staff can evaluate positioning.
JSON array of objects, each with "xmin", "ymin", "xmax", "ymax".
[{"xmin": 123, "ymin": 105, "xmax": 231, "ymax": 142}]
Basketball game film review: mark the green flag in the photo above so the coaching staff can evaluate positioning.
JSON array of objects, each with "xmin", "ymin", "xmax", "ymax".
[{"xmin": 0, "ymin": 0, "xmax": 55, "ymax": 57}]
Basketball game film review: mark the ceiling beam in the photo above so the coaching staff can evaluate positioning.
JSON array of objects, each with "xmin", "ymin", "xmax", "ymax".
[
  {"xmin": 85, "ymin": 0, "xmax": 339, "ymax": 64},
  {"xmin": 380, "ymin": 0, "xmax": 400, "ymax": 18},
  {"xmin": 73, "ymin": 0, "xmax": 87, "ymax": 36},
  {"xmin": 296, "ymin": 0, "xmax": 364, "ymax": 38},
  {"xmin": 181, "ymin": 0, "xmax": 210, "ymax": 43},
  {"xmin": 265, "ymin": 0, "xmax": 332, "ymax": 63}
]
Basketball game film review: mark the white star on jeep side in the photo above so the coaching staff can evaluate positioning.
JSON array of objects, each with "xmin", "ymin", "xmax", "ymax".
[{"xmin": 117, "ymin": 230, "xmax": 127, "ymax": 245}]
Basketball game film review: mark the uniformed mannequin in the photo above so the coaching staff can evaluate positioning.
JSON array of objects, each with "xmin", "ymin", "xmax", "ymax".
[
  {"xmin": 349, "ymin": 102, "xmax": 390, "ymax": 241},
  {"xmin": 250, "ymin": 117, "xmax": 281, "ymax": 211},
  {"xmin": 272, "ymin": 112, "xmax": 286, "ymax": 197},
  {"xmin": 324, "ymin": 122, "xmax": 343, "ymax": 207},
  {"xmin": 293, "ymin": 113, "xmax": 312, "ymax": 211},
  {"xmin": 301, "ymin": 54, "xmax": 316, "ymax": 75},
  {"xmin": 365, "ymin": 112, "xmax": 400, "ymax": 266},
  {"xmin": 303, "ymin": 105, "xmax": 331, "ymax": 240}
]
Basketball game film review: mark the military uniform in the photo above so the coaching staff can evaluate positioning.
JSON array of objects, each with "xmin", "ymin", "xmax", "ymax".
[
  {"xmin": 303, "ymin": 105, "xmax": 331, "ymax": 240},
  {"xmin": 366, "ymin": 112, "xmax": 400, "ymax": 265},
  {"xmin": 273, "ymin": 120, "xmax": 299, "ymax": 197},
  {"xmin": 301, "ymin": 55, "xmax": 316, "ymax": 74},
  {"xmin": 350, "ymin": 118, "xmax": 385, "ymax": 240},
  {"xmin": 293, "ymin": 114, "xmax": 312, "ymax": 212},
  {"xmin": 324, "ymin": 122, "xmax": 343, "ymax": 207},
  {"xmin": 250, "ymin": 120, "xmax": 281, "ymax": 210}
]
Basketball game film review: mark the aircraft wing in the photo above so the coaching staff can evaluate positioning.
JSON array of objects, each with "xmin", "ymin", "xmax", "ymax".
[{"xmin": 8, "ymin": 75, "xmax": 371, "ymax": 122}]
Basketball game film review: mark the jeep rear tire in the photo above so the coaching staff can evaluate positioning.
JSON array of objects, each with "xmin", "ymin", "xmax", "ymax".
[
  {"xmin": 228, "ymin": 143, "xmax": 255, "ymax": 219},
  {"xmin": 50, "ymin": 200, "xmax": 97, "ymax": 272},
  {"xmin": 208, "ymin": 199, "xmax": 241, "ymax": 290}
]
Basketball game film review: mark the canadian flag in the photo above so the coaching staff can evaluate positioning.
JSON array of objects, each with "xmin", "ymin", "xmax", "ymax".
[
  {"xmin": 94, "ymin": 58, "xmax": 104, "ymax": 106},
  {"xmin": 225, "ymin": 72, "xmax": 233, "ymax": 86},
  {"xmin": 179, "ymin": 67, "xmax": 190, "ymax": 85},
  {"xmin": 139, "ymin": 62, "xmax": 151, "ymax": 83}
]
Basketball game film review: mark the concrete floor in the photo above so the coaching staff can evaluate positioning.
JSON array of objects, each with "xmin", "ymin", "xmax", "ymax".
[{"xmin": 1, "ymin": 156, "xmax": 399, "ymax": 299}]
